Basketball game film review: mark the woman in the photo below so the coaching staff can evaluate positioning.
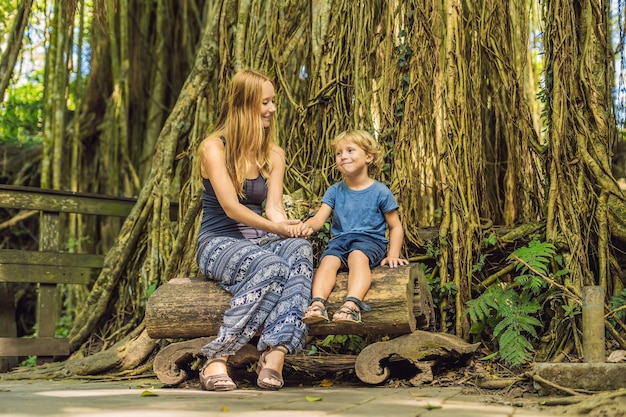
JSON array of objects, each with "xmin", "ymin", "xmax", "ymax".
[{"xmin": 196, "ymin": 69, "xmax": 313, "ymax": 391}]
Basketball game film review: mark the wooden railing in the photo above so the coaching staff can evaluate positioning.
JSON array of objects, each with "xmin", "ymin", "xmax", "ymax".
[{"xmin": 0, "ymin": 184, "xmax": 177, "ymax": 362}]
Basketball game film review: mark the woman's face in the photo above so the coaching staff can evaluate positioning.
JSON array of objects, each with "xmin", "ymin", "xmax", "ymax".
[{"xmin": 260, "ymin": 81, "xmax": 276, "ymax": 128}]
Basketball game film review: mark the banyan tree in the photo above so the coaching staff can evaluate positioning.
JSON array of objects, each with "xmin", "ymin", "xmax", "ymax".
[{"xmin": 1, "ymin": 0, "xmax": 625, "ymax": 376}]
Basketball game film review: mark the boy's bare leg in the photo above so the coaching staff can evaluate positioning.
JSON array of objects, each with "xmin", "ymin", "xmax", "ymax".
[
  {"xmin": 333, "ymin": 250, "xmax": 372, "ymax": 320},
  {"xmin": 305, "ymin": 255, "xmax": 341, "ymax": 319}
]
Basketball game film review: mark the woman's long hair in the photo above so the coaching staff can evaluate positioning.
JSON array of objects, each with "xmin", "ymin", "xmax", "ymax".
[{"xmin": 213, "ymin": 69, "xmax": 276, "ymax": 196}]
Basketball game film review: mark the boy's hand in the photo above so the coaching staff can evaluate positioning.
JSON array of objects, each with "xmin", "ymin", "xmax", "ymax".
[
  {"xmin": 296, "ymin": 221, "xmax": 315, "ymax": 237},
  {"xmin": 279, "ymin": 220, "xmax": 304, "ymax": 237},
  {"xmin": 287, "ymin": 221, "xmax": 314, "ymax": 237},
  {"xmin": 380, "ymin": 257, "xmax": 409, "ymax": 268}
]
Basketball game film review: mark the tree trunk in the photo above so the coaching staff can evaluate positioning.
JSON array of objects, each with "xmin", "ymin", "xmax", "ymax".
[
  {"xmin": 542, "ymin": 0, "xmax": 620, "ymax": 359},
  {"xmin": 0, "ymin": 0, "xmax": 33, "ymax": 102}
]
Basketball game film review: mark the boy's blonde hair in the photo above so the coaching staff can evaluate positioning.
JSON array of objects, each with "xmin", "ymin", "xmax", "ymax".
[{"xmin": 332, "ymin": 130, "xmax": 383, "ymax": 175}]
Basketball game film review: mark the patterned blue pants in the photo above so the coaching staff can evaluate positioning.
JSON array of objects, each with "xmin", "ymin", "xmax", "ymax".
[{"xmin": 196, "ymin": 236, "xmax": 313, "ymax": 357}]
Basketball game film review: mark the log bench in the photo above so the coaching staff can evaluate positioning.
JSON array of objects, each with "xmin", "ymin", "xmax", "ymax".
[{"xmin": 145, "ymin": 263, "xmax": 450, "ymax": 385}]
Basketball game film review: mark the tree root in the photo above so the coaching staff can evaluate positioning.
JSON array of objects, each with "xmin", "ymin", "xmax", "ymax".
[
  {"xmin": 0, "ymin": 328, "xmax": 156, "ymax": 380},
  {"xmin": 556, "ymin": 388, "xmax": 626, "ymax": 417},
  {"xmin": 525, "ymin": 371, "xmax": 588, "ymax": 396}
]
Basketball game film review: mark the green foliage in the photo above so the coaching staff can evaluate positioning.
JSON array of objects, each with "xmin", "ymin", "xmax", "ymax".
[
  {"xmin": 57, "ymin": 284, "xmax": 79, "ymax": 338},
  {"xmin": 484, "ymin": 231, "xmax": 497, "ymax": 246},
  {"xmin": 314, "ymin": 334, "xmax": 365, "ymax": 354},
  {"xmin": 472, "ymin": 253, "xmax": 490, "ymax": 273},
  {"xmin": 0, "ymin": 72, "xmax": 44, "ymax": 148},
  {"xmin": 55, "ymin": 313, "xmax": 73, "ymax": 338},
  {"xmin": 146, "ymin": 281, "xmax": 158, "ymax": 299},
  {"xmin": 65, "ymin": 236, "xmax": 92, "ymax": 252},
  {"xmin": 561, "ymin": 303, "xmax": 581, "ymax": 320},
  {"xmin": 425, "ymin": 240, "xmax": 441, "ymax": 258},
  {"xmin": 466, "ymin": 238, "xmax": 565, "ymax": 367},
  {"xmin": 608, "ymin": 288, "xmax": 626, "ymax": 327},
  {"xmin": 20, "ymin": 355, "xmax": 37, "ymax": 367},
  {"xmin": 310, "ymin": 220, "xmax": 332, "ymax": 263},
  {"xmin": 0, "ymin": 0, "xmax": 20, "ymax": 32},
  {"xmin": 509, "ymin": 238, "xmax": 554, "ymax": 287}
]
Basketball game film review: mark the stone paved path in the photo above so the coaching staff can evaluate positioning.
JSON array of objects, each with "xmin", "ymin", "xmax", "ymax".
[{"xmin": 0, "ymin": 377, "xmax": 592, "ymax": 417}]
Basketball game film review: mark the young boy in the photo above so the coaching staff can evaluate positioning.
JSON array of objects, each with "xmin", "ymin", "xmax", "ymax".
[{"xmin": 302, "ymin": 130, "xmax": 408, "ymax": 324}]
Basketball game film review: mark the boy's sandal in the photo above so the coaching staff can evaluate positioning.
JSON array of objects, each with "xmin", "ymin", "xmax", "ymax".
[
  {"xmin": 303, "ymin": 297, "xmax": 329, "ymax": 324},
  {"xmin": 332, "ymin": 305, "xmax": 362, "ymax": 323},
  {"xmin": 332, "ymin": 296, "xmax": 372, "ymax": 324},
  {"xmin": 199, "ymin": 358, "xmax": 237, "ymax": 391},
  {"xmin": 256, "ymin": 345, "xmax": 289, "ymax": 390}
]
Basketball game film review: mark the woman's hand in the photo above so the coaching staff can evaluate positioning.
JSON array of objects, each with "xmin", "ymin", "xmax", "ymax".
[
  {"xmin": 276, "ymin": 220, "xmax": 314, "ymax": 238},
  {"xmin": 294, "ymin": 222, "xmax": 315, "ymax": 237},
  {"xmin": 277, "ymin": 219, "xmax": 306, "ymax": 238}
]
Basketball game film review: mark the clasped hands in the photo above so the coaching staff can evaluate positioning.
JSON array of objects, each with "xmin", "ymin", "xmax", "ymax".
[{"xmin": 277, "ymin": 219, "xmax": 314, "ymax": 238}]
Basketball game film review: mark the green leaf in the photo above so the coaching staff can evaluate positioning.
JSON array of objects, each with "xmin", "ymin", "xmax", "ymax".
[
  {"xmin": 493, "ymin": 315, "xmax": 514, "ymax": 338},
  {"xmin": 306, "ymin": 396, "xmax": 322, "ymax": 402},
  {"xmin": 146, "ymin": 282, "xmax": 158, "ymax": 298},
  {"xmin": 479, "ymin": 351, "xmax": 499, "ymax": 361}
]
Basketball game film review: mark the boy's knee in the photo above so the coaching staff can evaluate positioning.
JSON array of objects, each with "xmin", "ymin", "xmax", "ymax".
[
  {"xmin": 318, "ymin": 255, "xmax": 341, "ymax": 271},
  {"xmin": 347, "ymin": 250, "xmax": 368, "ymax": 261}
]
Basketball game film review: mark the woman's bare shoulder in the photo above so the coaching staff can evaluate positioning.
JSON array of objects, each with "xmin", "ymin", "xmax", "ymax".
[
  {"xmin": 199, "ymin": 135, "xmax": 225, "ymax": 157},
  {"xmin": 269, "ymin": 142, "xmax": 285, "ymax": 158}
]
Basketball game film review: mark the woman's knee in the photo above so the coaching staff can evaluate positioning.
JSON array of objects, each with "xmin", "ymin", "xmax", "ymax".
[
  {"xmin": 259, "ymin": 252, "xmax": 291, "ymax": 277},
  {"xmin": 289, "ymin": 237, "xmax": 313, "ymax": 259},
  {"xmin": 273, "ymin": 238, "xmax": 313, "ymax": 266}
]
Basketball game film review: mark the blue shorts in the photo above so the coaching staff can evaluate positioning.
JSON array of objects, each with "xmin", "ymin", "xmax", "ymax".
[{"xmin": 320, "ymin": 233, "xmax": 387, "ymax": 271}]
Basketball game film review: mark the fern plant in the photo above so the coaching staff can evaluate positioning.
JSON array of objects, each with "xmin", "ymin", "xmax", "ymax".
[{"xmin": 466, "ymin": 238, "xmax": 564, "ymax": 366}]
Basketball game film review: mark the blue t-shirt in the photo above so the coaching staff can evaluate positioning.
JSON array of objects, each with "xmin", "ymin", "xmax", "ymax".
[{"xmin": 321, "ymin": 180, "xmax": 399, "ymax": 243}]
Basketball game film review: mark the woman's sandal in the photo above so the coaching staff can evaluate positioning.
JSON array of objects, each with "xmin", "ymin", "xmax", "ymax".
[
  {"xmin": 332, "ymin": 296, "xmax": 372, "ymax": 324},
  {"xmin": 303, "ymin": 297, "xmax": 330, "ymax": 324},
  {"xmin": 199, "ymin": 358, "xmax": 237, "ymax": 391},
  {"xmin": 256, "ymin": 345, "xmax": 288, "ymax": 390}
]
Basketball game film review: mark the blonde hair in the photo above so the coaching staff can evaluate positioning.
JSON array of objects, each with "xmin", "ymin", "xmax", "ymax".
[
  {"xmin": 332, "ymin": 130, "xmax": 383, "ymax": 175},
  {"xmin": 209, "ymin": 69, "xmax": 276, "ymax": 196}
]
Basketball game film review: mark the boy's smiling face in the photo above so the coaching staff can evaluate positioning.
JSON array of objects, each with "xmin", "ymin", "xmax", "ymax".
[{"xmin": 334, "ymin": 140, "xmax": 373, "ymax": 177}]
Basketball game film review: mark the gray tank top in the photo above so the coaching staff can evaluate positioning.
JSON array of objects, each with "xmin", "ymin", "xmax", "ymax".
[{"xmin": 198, "ymin": 174, "xmax": 268, "ymax": 240}]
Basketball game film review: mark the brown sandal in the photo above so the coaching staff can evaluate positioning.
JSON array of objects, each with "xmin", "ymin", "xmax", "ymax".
[
  {"xmin": 332, "ymin": 305, "xmax": 362, "ymax": 323},
  {"xmin": 199, "ymin": 358, "xmax": 237, "ymax": 391},
  {"xmin": 256, "ymin": 345, "xmax": 288, "ymax": 390},
  {"xmin": 332, "ymin": 296, "xmax": 371, "ymax": 323},
  {"xmin": 303, "ymin": 297, "xmax": 329, "ymax": 324}
]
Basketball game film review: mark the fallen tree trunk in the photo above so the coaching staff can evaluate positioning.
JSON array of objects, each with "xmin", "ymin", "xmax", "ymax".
[
  {"xmin": 151, "ymin": 330, "xmax": 483, "ymax": 386},
  {"xmin": 152, "ymin": 336, "xmax": 360, "ymax": 386},
  {"xmin": 354, "ymin": 330, "xmax": 481, "ymax": 386},
  {"xmin": 146, "ymin": 263, "xmax": 432, "ymax": 338}
]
